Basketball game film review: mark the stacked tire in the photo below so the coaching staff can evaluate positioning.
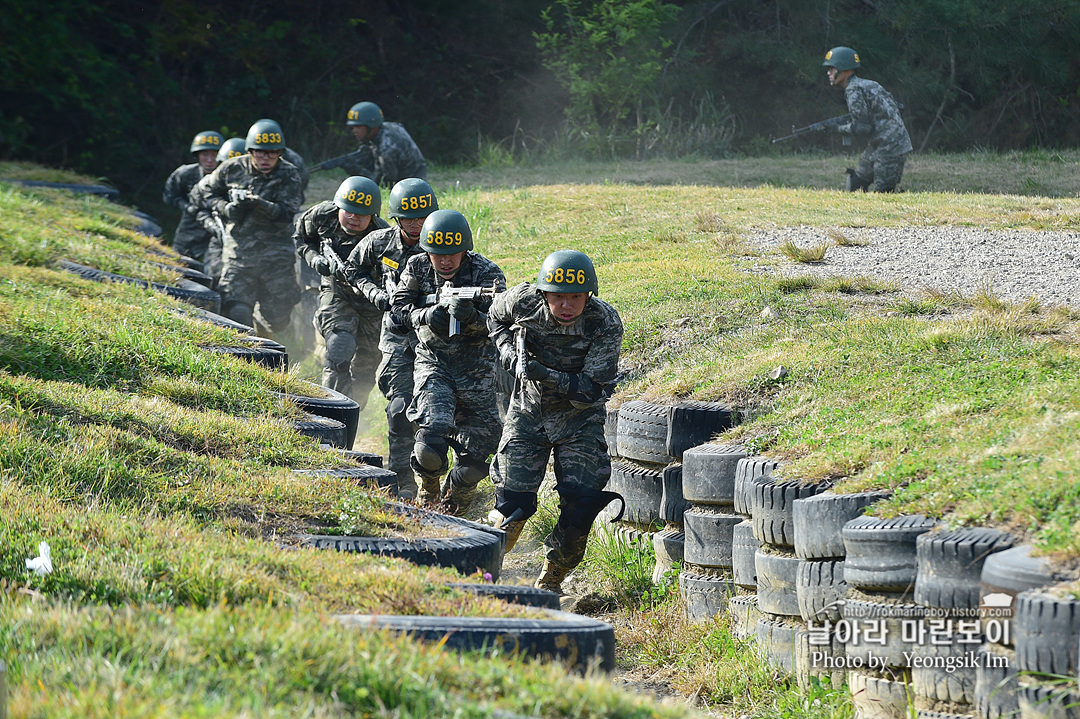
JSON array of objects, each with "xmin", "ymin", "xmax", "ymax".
[{"xmin": 729, "ymin": 456, "xmax": 780, "ymax": 640}]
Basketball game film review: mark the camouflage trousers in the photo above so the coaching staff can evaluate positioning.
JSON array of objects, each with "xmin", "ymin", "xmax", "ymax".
[
  {"xmin": 855, "ymin": 152, "xmax": 907, "ymax": 193},
  {"xmin": 377, "ymin": 333, "xmax": 417, "ymax": 494},
  {"xmin": 171, "ymin": 214, "xmax": 213, "ymax": 264},
  {"xmin": 313, "ymin": 292, "xmax": 382, "ymax": 410},
  {"xmin": 219, "ymin": 254, "xmax": 300, "ymax": 332}
]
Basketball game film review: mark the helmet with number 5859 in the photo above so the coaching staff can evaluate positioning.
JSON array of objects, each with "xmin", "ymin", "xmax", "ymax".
[
  {"xmin": 536, "ymin": 250, "xmax": 598, "ymax": 294},
  {"xmin": 418, "ymin": 209, "xmax": 473, "ymax": 254}
]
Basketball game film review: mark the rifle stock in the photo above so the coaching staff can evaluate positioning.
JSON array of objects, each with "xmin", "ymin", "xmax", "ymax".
[{"xmin": 771, "ymin": 113, "xmax": 852, "ymax": 144}]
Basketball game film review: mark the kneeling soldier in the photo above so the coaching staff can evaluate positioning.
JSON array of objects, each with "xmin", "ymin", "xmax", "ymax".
[{"xmin": 487, "ymin": 250, "xmax": 624, "ymax": 593}]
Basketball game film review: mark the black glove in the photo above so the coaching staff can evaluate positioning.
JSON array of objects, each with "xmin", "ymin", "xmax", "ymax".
[
  {"xmin": 253, "ymin": 197, "xmax": 282, "ymax": 219},
  {"xmin": 387, "ymin": 311, "xmax": 408, "ymax": 335},
  {"xmin": 310, "ymin": 255, "xmax": 332, "ymax": 276},
  {"xmin": 447, "ymin": 297, "xmax": 477, "ymax": 323},
  {"xmin": 524, "ymin": 360, "xmax": 551, "ymax": 382},
  {"xmin": 498, "ymin": 346, "xmax": 517, "ymax": 374},
  {"xmin": 217, "ymin": 201, "xmax": 245, "ymax": 221},
  {"xmin": 371, "ymin": 290, "xmax": 391, "ymax": 312},
  {"xmin": 421, "ymin": 305, "xmax": 451, "ymax": 334}
]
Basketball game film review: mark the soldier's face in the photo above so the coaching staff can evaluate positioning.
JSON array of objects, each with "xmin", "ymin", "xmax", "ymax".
[
  {"xmin": 427, "ymin": 251, "xmax": 464, "ymax": 279},
  {"xmin": 396, "ymin": 216, "xmax": 426, "ymax": 245},
  {"xmin": 544, "ymin": 292, "xmax": 588, "ymax": 325},
  {"xmin": 828, "ymin": 67, "xmax": 853, "ymax": 87},
  {"xmin": 338, "ymin": 210, "xmax": 372, "ymax": 235},
  {"xmin": 195, "ymin": 150, "xmax": 219, "ymax": 173},
  {"xmin": 250, "ymin": 149, "xmax": 281, "ymax": 173},
  {"xmin": 352, "ymin": 125, "xmax": 378, "ymax": 142}
]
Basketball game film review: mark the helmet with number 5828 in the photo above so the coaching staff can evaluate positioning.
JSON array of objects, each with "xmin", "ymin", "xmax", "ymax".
[
  {"xmin": 536, "ymin": 250, "xmax": 598, "ymax": 294},
  {"xmin": 334, "ymin": 176, "xmax": 381, "ymax": 215},
  {"xmin": 418, "ymin": 209, "xmax": 473, "ymax": 254},
  {"xmin": 245, "ymin": 119, "xmax": 285, "ymax": 150},
  {"xmin": 388, "ymin": 178, "xmax": 438, "ymax": 219}
]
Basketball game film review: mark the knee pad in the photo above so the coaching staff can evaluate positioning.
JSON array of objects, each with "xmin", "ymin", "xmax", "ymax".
[
  {"xmin": 448, "ymin": 455, "xmax": 488, "ymax": 489},
  {"xmin": 324, "ymin": 331, "xmax": 358, "ymax": 367},
  {"xmin": 412, "ymin": 430, "xmax": 449, "ymax": 473},
  {"xmin": 386, "ymin": 395, "xmax": 412, "ymax": 435},
  {"xmin": 224, "ymin": 301, "xmax": 254, "ymax": 326},
  {"xmin": 494, "ymin": 487, "xmax": 538, "ymax": 522}
]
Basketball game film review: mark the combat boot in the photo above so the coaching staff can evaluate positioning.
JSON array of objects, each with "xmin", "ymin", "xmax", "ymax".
[
  {"xmin": 534, "ymin": 559, "xmax": 572, "ymax": 594},
  {"xmin": 442, "ymin": 481, "xmax": 476, "ymax": 516},
  {"xmin": 417, "ymin": 474, "xmax": 442, "ymax": 505},
  {"xmin": 500, "ymin": 519, "xmax": 527, "ymax": 554}
]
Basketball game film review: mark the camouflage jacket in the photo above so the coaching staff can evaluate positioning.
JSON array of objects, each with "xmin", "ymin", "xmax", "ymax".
[
  {"xmin": 842, "ymin": 75, "xmax": 913, "ymax": 158},
  {"xmin": 188, "ymin": 155, "xmax": 303, "ymax": 263},
  {"xmin": 282, "ymin": 147, "xmax": 309, "ymax": 195},
  {"xmin": 489, "ymin": 283, "xmax": 623, "ymax": 429},
  {"xmin": 163, "ymin": 163, "xmax": 213, "ymax": 253},
  {"xmin": 390, "ymin": 251, "xmax": 506, "ymax": 354},
  {"xmin": 347, "ymin": 225, "xmax": 427, "ymax": 350},
  {"xmin": 343, "ymin": 122, "xmax": 427, "ymax": 186},
  {"xmin": 293, "ymin": 200, "xmax": 389, "ymax": 318}
]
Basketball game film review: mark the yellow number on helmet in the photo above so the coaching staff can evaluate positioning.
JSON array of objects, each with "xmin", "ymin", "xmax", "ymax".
[
  {"xmin": 544, "ymin": 270, "xmax": 553, "ymax": 282},
  {"xmin": 554, "ymin": 268, "xmax": 564, "ymax": 282},
  {"xmin": 577, "ymin": 269, "xmax": 586, "ymax": 284}
]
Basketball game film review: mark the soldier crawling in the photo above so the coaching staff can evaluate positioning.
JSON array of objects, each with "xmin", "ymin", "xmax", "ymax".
[
  {"xmin": 341, "ymin": 101, "xmax": 427, "ymax": 187},
  {"xmin": 389, "ymin": 210, "xmax": 506, "ymax": 511},
  {"xmin": 822, "ymin": 46, "xmax": 913, "ymax": 192},
  {"xmin": 487, "ymin": 250, "xmax": 624, "ymax": 594}
]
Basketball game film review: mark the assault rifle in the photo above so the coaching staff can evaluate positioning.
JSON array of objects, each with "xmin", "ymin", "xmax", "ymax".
[
  {"xmin": 308, "ymin": 150, "xmax": 367, "ymax": 174},
  {"xmin": 320, "ymin": 239, "xmax": 365, "ymax": 305},
  {"xmin": 771, "ymin": 114, "xmax": 852, "ymax": 144},
  {"xmin": 422, "ymin": 284, "xmax": 500, "ymax": 337}
]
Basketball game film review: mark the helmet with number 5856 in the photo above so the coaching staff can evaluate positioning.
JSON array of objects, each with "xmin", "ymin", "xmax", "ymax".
[
  {"xmin": 334, "ymin": 176, "xmax": 381, "ymax": 215},
  {"xmin": 388, "ymin": 178, "xmax": 438, "ymax": 219},
  {"xmin": 536, "ymin": 250, "xmax": 598, "ymax": 294},
  {"xmin": 418, "ymin": 209, "xmax": 473, "ymax": 254}
]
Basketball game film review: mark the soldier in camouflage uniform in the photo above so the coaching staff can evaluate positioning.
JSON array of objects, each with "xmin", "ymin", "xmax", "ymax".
[
  {"xmin": 487, "ymin": 250, "xmax": 623, "ymax": 593},
  {"xmin": 342, "ymin": 101, "xmax": 427, "ymax": 186},
  {"xmin": 192, "ymin": 137, "xmax": 246, "ymax": 286},
  {"xmin": 189, "ymin": 119, "xmax": 303, "ymax": 336},
  {"xmin": 294, "ymin": 176, "xmax": 389, "ymax": 409},
  {"xmin": 823, "ymin": 46, "xmax": 913, "ymax": 193},
  {"xmin": 163, "ymin": 130, "xmax": 223, "ymax": 262},
  {"xmin": 389, "ymin": 209, "xmax": 506, "ymax": 510},
  {"xmin": 347, "ymin": 178, "xmax": 438, "ymax": 498}
]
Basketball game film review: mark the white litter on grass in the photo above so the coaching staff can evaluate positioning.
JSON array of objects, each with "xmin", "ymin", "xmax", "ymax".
[{"xmin": 25, "ymin": 541, "xmax": 52, "ymax": 576}]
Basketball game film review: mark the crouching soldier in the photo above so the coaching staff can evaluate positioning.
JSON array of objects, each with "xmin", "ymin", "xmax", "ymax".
[
  {"xmin": 487, "ymin": 250, "xmax": 624, "ymax": 593},
  {"xmin": 389, "ymin": 210, "xmax": 506, "ymax": 510}
]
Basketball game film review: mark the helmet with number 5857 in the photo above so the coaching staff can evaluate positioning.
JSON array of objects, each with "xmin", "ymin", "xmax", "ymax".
[
  {"xmin": 388, "ymin": 178, "xmax": 438, "ymax": 219},
  {"xmin": 418, "ymin": 209, "xmax": 473, "ymax": 254},
  {"xmin": 334, "ymin": 176, "xmax": 381, "ymax": 215},
  {"xmin": 536, "ymin": 250, "xmax": 598, "ymax": 294}
]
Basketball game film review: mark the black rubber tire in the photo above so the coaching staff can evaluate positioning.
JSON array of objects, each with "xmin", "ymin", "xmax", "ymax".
[
  {"xmin": 4, "ymin": 179, "xmax": 120, "ymax": 198},
  {"xmin": 793, "ymin": 490, "xmax": 891, "ymax": 560},
  {"xmin": 756, "ymin": 617, "xmax": 797, "ymax": 674},
  {"xmin": 730, "ymin": 593, "xmax": 761, "ymax": 641},
  {"xmin": 242, "ymin": 335, "xmax": 288, "ymax": 353},
  {"xmin": 180, "ymin": 306, "xmax": 254, "ymax": 334},
  {"xmin": 848, "ymin": 671, "xmax": 913, "ymax": 719},
  {"xmin": 665, "ymin": 401, "xmax": 739, "ymax": 459},
  {"xmin": 448, "ymin": 582, "xmax": 561, "ymax": 609},
  {"xmin": 293, "ymin": 466, "xmax": 397, "ymax": 493},
  {"xmin": 335, "ymin": 610, "xmax": 615, "ymax": 672},
  {"xmin": 304, "ymin": 502, "xmax": 504, "ymax": 580},
  {"xmin": 679, "ymin": 570, "xmax": 736, "ymax": 623},
  {"xmin": 292, "ymin": 414, "xmax": 348, "ymax": 448},
  {"xmin": 750, "ymin": 476, "xmax": 832, "ymax": 548},
  {"xmin": 659, "ymin": 463, "xmax": 689, "ymax": 523},
  {"xmin": 57, "ymin": 259, "xmax": 221, "ymax": 311},
  {"xmin": 914, "ymin": 710, "xmax": 975, "ymax": 719},
  {"xmin": 605, "ymin": 459, "xmax": 663, "ymax": 526},
  {"xmin": 133, "ymin": 214, "xmax": 164, "ymax": 238},
  {"xmin": 683, "ymin": 506, "xmax": 741, "ymax": 569},
  {"xmin": 912, "ymin": 633, "xmax": 978, "ymax": 706},
  {"xmin": 974, "ymin": 643, "xmax": 1017, "ymax": 719},
  {"xmin": 794, "ymin": 625, "xmax": 846, "ymax": 690},
  {"xmin": 604, "ymin": 404, "xmax": 620, "ymax": 457},
  {"xmin": 842, "ymin": 597, "xmax": 928, "ymax": 670},
  {"xmin": 1014, "ymin": 590, "xmax": 1080, "ymax": 676},
  {"xmin": 914, "ymin": 528, "xmax": 1016, "ymax": 611},
  {"xmin": 843, "ymin": 515, "xmax": 939, "ymax": 593},
  {"xmin": 616, "ymin": 400, "xmax": 673, "ymax": 465},
  {"xmin": 202, "ymin": 344, "xmax": 288, "ymax": 371},
  {"xmin": 276, "ymin": 382, "xmax": 360, "ymax": 450},
  {"xmin": 732, "ymin": 519, "xmax": 760, "ymax": 589},
  {"xmin": 796, "ymin": 558, "xmax": 847, "ymax": 622},
  {"xmin": 652, "ymin": 527, "xmax": 684, "ymax": 584},
  {"xmin": 1017, "ymin": 681, "xmax": 1080, "ymax": 719},
  {"xmin": 733, "ymin": 456, "xmax": 782, "ymax": 516},
  {"xmin": 980, "ymin": 544, "xmax": 1061, "ymax": 625},
  {"xmin": 146, "ymin": 259, "xmax": 214, "ymax": 288},
  {"xmin": 336, "ymin": 448, "xmax": 384, "ymax": 468},
  {"xmin": 755, "ymin": 547, "xmax": 801, "ymax": 617},
  {"xmin": 681, "ymin": 443, "xmax": 746, "ymax": 506}
]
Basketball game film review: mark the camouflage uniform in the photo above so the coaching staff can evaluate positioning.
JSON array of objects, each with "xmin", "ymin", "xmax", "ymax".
[
  {"xmin": 840, "ymin": 75, "xmax": 913, "ymax": 192},
  {"xmin": 347, "ymin": 225, "xmax": 426, "ymax": 494},
  {"xmin": 389, "ymin": 251, "xmax": 506, "ymax": 500},
  {"xmin": 343, "ymin": 122, "xmax": 427, "ymax": 186},
  {"xmin": 294, "ymin": 201, "xmax": 389, "ymax": 407},
  {"xmin": 189, "ymin": 154, "xmax": 303, "ymax": 331},
  {"xmin": 282, "ymin": 147, "xmax": 309, "ymax": 194},
  {"xmin": 488, "ymin": 283, "xmax": 623, "ymax": 572},
  {"xmin": 163, "ymin": 163, "xmax": 214, "ymax": 262}
]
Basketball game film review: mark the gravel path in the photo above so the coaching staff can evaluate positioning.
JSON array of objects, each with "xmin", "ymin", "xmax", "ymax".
[{"xmin": 746, "ymin": 226, "xmax": 1080, "ymax": 310}]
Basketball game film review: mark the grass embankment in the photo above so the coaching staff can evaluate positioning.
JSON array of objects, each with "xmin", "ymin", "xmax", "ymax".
[{"xmin": 0, "ymin": 173, "xmax": 691, "ymax": 718}]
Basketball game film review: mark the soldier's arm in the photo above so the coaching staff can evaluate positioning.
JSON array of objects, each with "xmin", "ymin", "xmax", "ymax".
[
  {"xmin": 390, "ymin": 259, "xmax": 424, "ymax": 330},
  {"xmin": 486, "ymin": 289, "xmax": 518, "ymax": 372},
  {"xmin": 254, "ymin": 171, "xmax": 302, "ymax": 224},
  {"xmin": 344, "ymin": 237, "xmax": 387, "ymax": 306},
  {"xmin": 188, "ymin": 167, "xmax": 230, "ymax": 215},
  {"xmin": 540, "ymin": 308, "xmax": 624, "ymax": 405},
  {"xmin": 292, "ymin": 209, "xmax": 323, "ymax": 267},
  {"xmin": 162, "ymin": 168, "xmax": 187, "ymax": 209},
  {"xmin": 842, "ymin": 85, "xmax": 873, "ymax": 136}
]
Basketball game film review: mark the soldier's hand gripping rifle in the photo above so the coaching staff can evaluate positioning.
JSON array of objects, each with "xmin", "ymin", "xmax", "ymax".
[
  {"xmin": 771, "ymin": 114, "xmax": 853, "ymax": 145},
  {"xmin": 320, "ymin": 239, "xmax": 366, "ymax": 305},
  {"xmin": 422, "ymin": 284, "xmax": 500, "ymax": 337}
]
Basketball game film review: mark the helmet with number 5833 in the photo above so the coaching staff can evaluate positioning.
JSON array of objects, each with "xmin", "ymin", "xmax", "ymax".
[
  {"xmin": 536, "ymin": 250, "xmax": 598, "ymax": 294},
  {"xmin": 418, "ymin": 209, "xmax": 473, "ymax": 254}
]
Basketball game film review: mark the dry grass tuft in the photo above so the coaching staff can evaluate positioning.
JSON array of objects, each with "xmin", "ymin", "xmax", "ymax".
[
  {"xmin": 779, "ymin": 239, "xmax": 828, "ymax": 263},
  {"xmin": 828, "ymin": 227, "xmax": 870, "ymax": 246}
]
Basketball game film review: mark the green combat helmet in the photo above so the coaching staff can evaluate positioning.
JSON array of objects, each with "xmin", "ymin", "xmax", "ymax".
[
  {"xmin": 822, "ymin": 46, "xmax": 860, "ymax": 71},
  {"xmin": 190, "ymin": 130, "xmax": 224, "ymax": 153},
  {"xmin": 346, "ymin": 102, "xmax": 384, "ymax": 128},
  {"xmin": 334, "ymin": 176, "xmax": 381, "ymax": 215},
  {"xmin": 418, "ymin": 209, "xmax": 472, "ymax": 253},
  {"xmin": 388, "ymin": 178, "xmax": 438, "ymax": 219},
  {"xmin": 245, "ymin": 119, "xmax": 285, "ymax": 150},
  {"xmin": 216, "ymin": 137, "xmax": 246, "ymax": 162},
  {"xmin": 536, "ymin": 250, "xmax": 599, "ymax": 294}
]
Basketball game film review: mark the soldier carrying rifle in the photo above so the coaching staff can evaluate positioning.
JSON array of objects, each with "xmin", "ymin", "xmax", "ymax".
[{"xmin": 309, "ymin": 102, "xmax": 427, "ymax": 187}]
